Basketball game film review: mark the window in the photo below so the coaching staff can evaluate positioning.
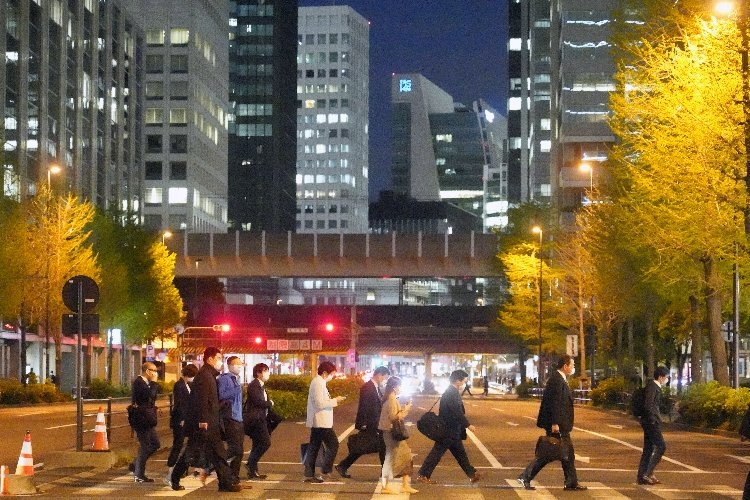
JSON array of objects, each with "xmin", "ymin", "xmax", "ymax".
[
  {"xmin": 341, "ymin": 33, "xmax": 350, "ymax": 44},
  {"xmin": 170, "ymin": 55, "xmax": 188, "ymax": 73},
  {"xmin": 317, "ymin": 69, "xmax": 326, "ymax": 77},
  {"xmin": 341, "ymin": 128, "xmax": 349, "ymax": 138},
  {"xmin": 168, "ymin": 187, "xmax": 188, "ymax": 204},
  {"xmin": 306, "ymin": 69, "xmax": 314, "ymax": 78},
  {"xmin": 145, "ymin": 55, "xmax": 164, "ymax": 73},
  {"xmin": 144, "ymin": 187, "xmax": 162, "ymax": 205},
  {"xmin": 305, "ymin": 34, "xmax": 315, "ymax": 45},
  {"xmin": 170, "ymin": 28, "xmax": 189, "ymax": 45},
  {"xmin": 316, "ymin": 220, "xmax": 325, "ymax": 229},
  {"xmin": 146, "ymin": 135, "xmax": 163, "ymax": 153},
  {"xmin": 329, "ymin": 34, "xmax": 338, "ymax": 44},
  {"xmin": 317, "ymin": 99, "xmax": 326, "ymax": 109},
  {"xmin": 329, "ymin": 129, "xmax": 337, "ymax": 138},
  {"xmin": 328, "ymin": 220, "xmax": 337, "ymax": 229},
  {"xmin": 146, "ymin": 30, "xmax": 165, "ymax": 45},
  {"xmin": 170, "ymin": 161, "xmax": 187, "ymax": 180},
  {"xmin": 317, "ymin": 34, "xmax": 327, "ymax": 44},
  {"xmin": 145, "ymin": 161, "xmax": 162, "ymax": 180},
  {"xmin": 170, "ymin": 135, "xmax": 187, "ymax": 153},
  {"xmin": 171, "ymin": 81, "xmax": 188, "ymax": 99},
  {"xmin": 304, "ymin": 220, "xmax": 313, "ymax": 229},
  {"xmin": 329, "ymin": 69, "xmax": 338, "ymax": 78},
  {"xmin": 329, "ymin": 52, "xmax": 338, "ymax": 63},
  {"xmin": 170, "ymin": 108, "xmax": 187, "ymax": 125},
  {"xmin": 145, "ymin": 81, "xmax": 163, "ymax": 100}
]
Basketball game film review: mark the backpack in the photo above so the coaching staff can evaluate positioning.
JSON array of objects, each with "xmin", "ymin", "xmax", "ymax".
[{"xmin": 630, "ymin": 386, "xmax": 646, "ymax": 417}]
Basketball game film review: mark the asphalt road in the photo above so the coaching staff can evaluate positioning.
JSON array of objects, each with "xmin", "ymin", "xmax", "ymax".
[{"xmin": 4, "ymin": 395, "xmax": 749, "ymax": 498}]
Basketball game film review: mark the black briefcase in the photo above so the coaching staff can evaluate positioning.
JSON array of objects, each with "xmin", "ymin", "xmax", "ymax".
[{"xmin": 535, "ymin": 434, "xmax": 564, "ymax": 461}]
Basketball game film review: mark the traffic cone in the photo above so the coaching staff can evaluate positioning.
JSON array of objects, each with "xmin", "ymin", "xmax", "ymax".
[
  {"xmin": 0, "ymin": 465, "xmax": 9, "ymax": 494},
  {"xmin": 15, "ymin": 431, "xmax": 34, "ymax": 476},
  {"xmin": 91, "ymin": 407, "xmax": 109, "ymax": 451}
]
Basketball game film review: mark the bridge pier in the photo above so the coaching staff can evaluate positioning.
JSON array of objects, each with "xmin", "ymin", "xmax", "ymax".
[{"xmin": 423, "ymin": 352, "xmax": 436, "ymax": 394}]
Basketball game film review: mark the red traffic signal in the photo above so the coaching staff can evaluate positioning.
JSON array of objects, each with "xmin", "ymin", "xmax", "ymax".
[
  {"xmin": 254, "ymin": 336, "xmax": 263, "ymax": 345},
  {"xmin": 324, "ymin": 322, "xmax": 335, "ymax": 333},
  {"xmin": 212, "ymin": 324, "xmax": 230, "ymax": 333}
]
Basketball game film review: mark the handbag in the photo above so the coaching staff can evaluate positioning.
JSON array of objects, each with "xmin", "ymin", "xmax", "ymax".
[
  {"xmin": 267, "ymin": 409, "xmax": 284, "ymax": 434},
  {"xmin": 127, "ymin": 403, "xmax": 157, "ymax": 430},
  {"xmin": 300, "ymin": 442, "xmax": 327, "ymax": 468},
  {"xmin": 417, "ymin": 397, "xmax": 447, "ymax": 441},
  {"xmin": 391, "ymin": 418, "xmax": 409, "ymax": 441},
  {"xmin": 535, "ymin": 433, "xmax": 569, "ymax": 461},
  {"xmin": 347, "ymin": 429, "xmax": 380, "ymax": 455}
]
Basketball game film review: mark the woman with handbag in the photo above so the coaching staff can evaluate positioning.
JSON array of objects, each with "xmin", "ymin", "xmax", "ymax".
[{"xmin": 378, "ymin": 376, "xmax": 418, "ymax": 494}]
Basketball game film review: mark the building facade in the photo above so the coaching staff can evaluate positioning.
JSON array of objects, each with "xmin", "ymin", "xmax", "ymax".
[
  {"xmin": 228, "ymin": 0, "xmax": 298, "ymax": 233},
  {"xmin": 123, "ymin": 0, "xmax": 229, "ymax": 233},
  {"xmin": 296, "ymin": 5, "xmax": 370, "ymax": 233},
  {"xmin": 391, "ymin": 74, "xmax": 508, "ymax": 232},
  {"xmin": 1, "ymin": 0, "xmax": 143, "ymax": 212}
]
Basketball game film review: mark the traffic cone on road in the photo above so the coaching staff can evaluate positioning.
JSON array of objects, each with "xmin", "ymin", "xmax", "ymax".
[
  {"xmin": 0, "ymin": 465, "xmax": 9, "ymax": 494},
  {"xmin": 15, "ymin": 431, "xmax": 34, "ymax": 476},
  {"xmin": 91, "ymin": 407, "xmax": 109, "ymax": 451}
]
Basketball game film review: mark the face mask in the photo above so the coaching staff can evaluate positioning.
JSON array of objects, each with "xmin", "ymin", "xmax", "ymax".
[
  {"xmin": 229, "ymin": 364, "xmax": 242, "ymax": 375},
  {"xmin": 261, "ymin": 371, "xmax": 270, "ymax": 382},
  {"xmin": 570, "ymin": 366, "xmax": 576, "ymax": 376},
  {"xmin": 213, "ymin": 359, "xmax": 223, "ymax": 371},
  {"xmin": 325, "ymin": 374, "xmax": 334, "ymax": 382}
]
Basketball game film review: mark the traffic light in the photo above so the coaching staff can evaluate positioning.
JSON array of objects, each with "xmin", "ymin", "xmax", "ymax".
[
  {"xmin": 212, "ymin": 324, "xmax": 230, "ymax": 333},
  {"xmin": 324, "ymin": 322, "xmax": 335, "ymax": 333},
  {"xmin": 254, "ymin": 335, "xmax": 263, "ymax": 345}
]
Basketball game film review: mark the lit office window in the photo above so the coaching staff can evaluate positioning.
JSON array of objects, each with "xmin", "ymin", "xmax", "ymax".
[
  {"xmin": 171, "ymin": 28, "xmax": 190, "ymax": 45},
  {"xmin": 145, "ymin": 188, "xmax": 163, "ymax": 205},
  {"xmin": 146, "ymin": 30, "xmax": 165, "ymax": 45},
  {"xmin": 168, "ymin": 187, "xmax": 188, "ymax": 204}
]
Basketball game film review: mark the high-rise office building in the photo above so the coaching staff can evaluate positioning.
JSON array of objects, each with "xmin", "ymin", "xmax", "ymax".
[
  {"xmin": 296, "ymin": 6, "xmax": 369, "ymax": 234},
  {"xmin": 391, "ymin": 74, "xmax": 508, "ymax": 232},
  {"xmin": 228, "ymin": 0, "xmax": 298, "ymax": 232},
  {"xmin": 551, "ymin": 0, "xmax": 617, "ymax": 225},
  {"xmin": 124, "ymin": 0, "xmax": 229, "ymax": 233},
  {"xmin": 1, "ymin": 0, "xmax": 143, "ymax": 212},
  {"xmin": 509, "ymin": 0, "xmax": 619, "ymax": 221},
  {"xmin": 507, "ymin": 0, "xmax": 552, "ymax": 204}
]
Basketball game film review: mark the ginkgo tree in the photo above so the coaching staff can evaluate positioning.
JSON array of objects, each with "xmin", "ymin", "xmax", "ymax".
[{"xmin": 602, "ymin": 0, "xmax": 749, "ymax": 385}]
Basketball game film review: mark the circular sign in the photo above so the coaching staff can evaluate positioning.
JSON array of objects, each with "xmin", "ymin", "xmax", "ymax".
[{"xmin": 62, "ymin": 275, "xmax": 100, "ymax": 313}]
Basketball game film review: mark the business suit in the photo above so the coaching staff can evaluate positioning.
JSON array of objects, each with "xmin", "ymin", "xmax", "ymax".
[
  {"xmin": 519, "ymin": 370, "xmax": 580, "ymax": 487},
  {"xmin": 186, "ymin": 363, "xmax": 237, "ymax": 490},
  {"xmin": 417, "ymin": 383, "xmax": 477, "ymax": 479},
  {"xmin": 131, "ymin": 376, "xmax": 159, "ymax": 480},
  {"xmin": 637, "ymin": 379, "xmax": 666, "ymax": 480},
  {"xmin": 338, "ymin": 379, "xmax": 386, "ymax": 470},
  {"xmin": 244, "ymin": 378, "xmax": 273, "ymax": 475},
  {"xmin": 167, "ymin": 378, "xmax": 191, "ymax": 468}
]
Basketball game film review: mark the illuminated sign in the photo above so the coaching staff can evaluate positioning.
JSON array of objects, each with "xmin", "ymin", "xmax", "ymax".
[{"xmin": 399, "ymin": 79, "xmax": 412, "ymax": 92}]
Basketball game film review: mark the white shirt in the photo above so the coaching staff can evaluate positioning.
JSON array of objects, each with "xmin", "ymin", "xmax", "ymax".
[{"xmin": 305, "ymin": 375, "xmax": 339, "ymax": 428}]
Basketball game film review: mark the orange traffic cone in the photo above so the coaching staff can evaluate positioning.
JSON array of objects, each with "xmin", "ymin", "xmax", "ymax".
[
  {"xmin": 0, "ymin": 465, "xmax": 9, "ymax": 494},
  {"xmin": 15, "ymin": 431, "xmax": 33, "ymax": 476},
  {"xmin": 91, "ymin": 407, "xmax": 109, "ymax": 451}
]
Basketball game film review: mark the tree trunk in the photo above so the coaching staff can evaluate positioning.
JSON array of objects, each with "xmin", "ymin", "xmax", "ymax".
[
  {"xmin": 702, "ymin": 255, "xmax": 729, "ymax": 386},
  {"xmin": 688, "ymin": 294, "xmax": 703, "ymax": 384},
  {"xmin": 616, "ymin": 321, "xmax": 624, "ymax": 374},
  {"xmin": 627, "ymin": 319, "xmax": 634, "ymax": 360},
  {"xmin": 644, "ymin": 310, "xmax": 654, "ymax": 378}
]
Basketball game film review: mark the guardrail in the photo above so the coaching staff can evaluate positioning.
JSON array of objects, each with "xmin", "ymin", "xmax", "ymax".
[
  {"xmin": 75, "ymin": 393, "xmax": 173, "ymax": 447},
  {"xmin": 573, "ymin": 388, "xmax": 591, "ymax": 405}
]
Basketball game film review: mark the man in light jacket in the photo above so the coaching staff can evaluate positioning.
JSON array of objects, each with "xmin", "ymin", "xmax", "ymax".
[{"xmin": 303, "ymin": 361, "xmax": 346, "ymax": 483}]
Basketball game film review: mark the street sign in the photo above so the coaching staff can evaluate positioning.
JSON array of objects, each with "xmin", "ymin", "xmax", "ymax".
[
  {"xmin": 145, "ymin": 344, "xmax": 155, "ymax": 361},
  {"xmin": 566, "ymin": 334, "xmax": 579, "ymax": 357},
  {"xmin": 62, "ymin": 275, "xmax": 99, "ymax": 313},
  {"xmin": 61, "ymin": 314, "xmax": 100, "ymax": 336},
  {"xmin": 347, "ymin": 348, "xmax": 356, "ymax": 368}
]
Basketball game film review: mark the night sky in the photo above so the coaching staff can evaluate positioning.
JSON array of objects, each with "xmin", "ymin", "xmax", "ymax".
[{"xmin": 297, "ymin": 0, "xmax": 509, "ymax": 199}]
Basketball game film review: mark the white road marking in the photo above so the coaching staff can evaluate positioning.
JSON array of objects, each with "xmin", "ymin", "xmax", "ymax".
[
  {"xmin": 338, "ymin": 424, "xmax": 355, "ymax": 443},
  {"xmin": 575, "ymin": 454, "xmax": 590, "ymax": 463},
  {"xmin": 607, "ymin": 424, "xmax": 624, "ymax": 429},
  {"xmin": 504, "ymin": 478, "xmax": 556, "ymax": 498},
  {"xmin": 45, "ymin": 423, "xmax": 77, "ymax": 430},
  {"xmin": 506, "ymin": 422, "xmax": 520, "ymax": 427},
  {"xmin": 573, "ymin": 426, "xmax": 703, "ymax": 472},
  {"xmin": 466, "ymin": 428, "xmax": 502, "ymax": 469},
  {"xmin": 727, "ymin": 454, "xmax": 750, "ymax": 464}
]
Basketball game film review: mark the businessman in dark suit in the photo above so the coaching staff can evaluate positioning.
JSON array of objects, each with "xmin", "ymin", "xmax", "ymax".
[
  {"xmin": 335, "ymin": 366, "xmax": 390, "ymax": 478},
  {"xmin": 518, "ymin": 354, "xmax": 587, "ymax": 491},
  {"xmin": 244, "ymin": 363, "xmax": 275, "ymax": 479},
  {"xmin": 165, "ymin": 363, "xmax": 198, "ymax": 490},
  {"xmin": 637, "ymin": 366, "xmax": 669, "ymax": 485},
  {"xmin": 416, "ymin": 369, "xmax": 482, "ymax": 484}
]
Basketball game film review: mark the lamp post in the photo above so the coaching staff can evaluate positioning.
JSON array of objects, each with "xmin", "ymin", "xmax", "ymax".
[
  {"xmin": 579, "ymin": 162, "xmax": 593, "ymax": 191},
  {"xmin": 162, "ymin": 230, "xmax": 173, "ymax": 246},
  {"xmin": 532, "ymin": 225, "xmax": 543, "ymax": 384},
  {"xmin": 44, "ymin": 164, "xmax": 61, "ymax": 382},
  {"xmin": 715, "ymin": 0, "xmax": 747, "ymax": 389}
]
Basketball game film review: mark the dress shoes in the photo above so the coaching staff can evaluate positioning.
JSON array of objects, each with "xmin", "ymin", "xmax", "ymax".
[
  {"xmin": 416, "ymin": 475, "xmax": 437, "ymax": 484},
  {"xmin": 469, "ymin": 472, "xmax": 482, "ymax": 483},
  {"xmin": 170, "ymin": 483, "xmax": 185, "ymax": 491},
  {"xmin": 133, "ymin": 476, "xmax": 154, "ymax": 483},
  {"xmin": 517, "ymin": 476, "xmax": 535, "ymax": 490},
  {"xmin": 334, "ymin": 464, "xmax": 352, "ymax": 478},
  {"xmin": 304, "ymin": 476, "xmax": 325, "ymax": 483},
  {"xmin": 563, "ymin": 484, "xmax": 588, "ymax": 491},
  {"xmin": 648, "ymin": 475, "xmax": 661, "ymax": 484},
  {"xmin": 637, "ymin": 475, "xmax": 657, "ymax": 485},
  {"xmin": 247, "ymin": 471, "xmax": 267, "ymax": 480},
  {"xmin": 217, "ymin": 482, "xmax": 242, "ymax": 492}
]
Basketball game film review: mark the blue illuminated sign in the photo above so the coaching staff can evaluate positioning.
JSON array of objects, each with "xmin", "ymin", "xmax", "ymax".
[{"xmin": 399, "ymin": 79, "xmax": 412, "ymax": 92}]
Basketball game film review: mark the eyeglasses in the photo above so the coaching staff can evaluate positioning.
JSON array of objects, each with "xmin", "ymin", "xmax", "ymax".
[{"xmin": 146, "ymin": 368, "xmax": 157, "ymax": 373}]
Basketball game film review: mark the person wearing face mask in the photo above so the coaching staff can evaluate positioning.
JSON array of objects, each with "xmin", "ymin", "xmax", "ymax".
[
  {"xmin": 130, "ymin": 362, "xmax": 160, "ymax": 483},
  {"xmin": 335, "ymin": 366, "xmax": 390, "ymax": 479},
  {"xmin": 517, "ymin": 354, "xmax": 587, "ymax": 491},
  {"xmin": 164, "ymin": 363, "xmax": 198, "ymax": 490},
  {"xmin": 303, "ymin": 361, "xmax": 346, "ymax": 483},
  {"xmin": 189, "ymin": 346, "xmax": 243, "ymax": 492},
  {"xmin": 218, "ymin": 356, "xmax": 246, "ymax": 481},
  {"xmin": 243, "ymin": 363, "xmax": 274, "ymax": 479}
]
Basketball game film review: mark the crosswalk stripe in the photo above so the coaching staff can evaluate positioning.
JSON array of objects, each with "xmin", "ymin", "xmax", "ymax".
[
  {"xmin": 581, "ymin": 481, "xmax": 629, "ymax": 499},
  {"xmin": 504, "ymin": 478, "xmax": 556, "ymax": 498},
  {"xmin": 466, "ymin": 428, "xmax": 502, "ymax": 469}
]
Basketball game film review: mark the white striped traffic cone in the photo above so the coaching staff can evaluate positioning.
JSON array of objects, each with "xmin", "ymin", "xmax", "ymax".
[
  {"xmin": 15, "ymin": 431, "xmax": 33, "ymax": 476},
  {"xmin": 0, "ymin": 465, "xmax": 9, "ymax": 494},
  {"xmin": 91, "ymin": 407, "xmax": 109, "ymax": 451}
]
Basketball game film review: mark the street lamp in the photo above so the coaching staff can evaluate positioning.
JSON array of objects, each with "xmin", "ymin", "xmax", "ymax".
[
  {"xmin": 44, "ymin": 164, "xmax": 61, "ymax": 382},
  {"xmin": 162, "ymin": 230, "xmax": 173, "ymax": 246},
  {"xmin": 532, "ymin": 225, "xmax": 543, "ymax": 383},
  {"xmin": 579, "ymin": 162, "xmax": 593, "ymax": 191},
  {"xmin": 714, "ymin": 0, "xmax": 746, "ymax": 389}
]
